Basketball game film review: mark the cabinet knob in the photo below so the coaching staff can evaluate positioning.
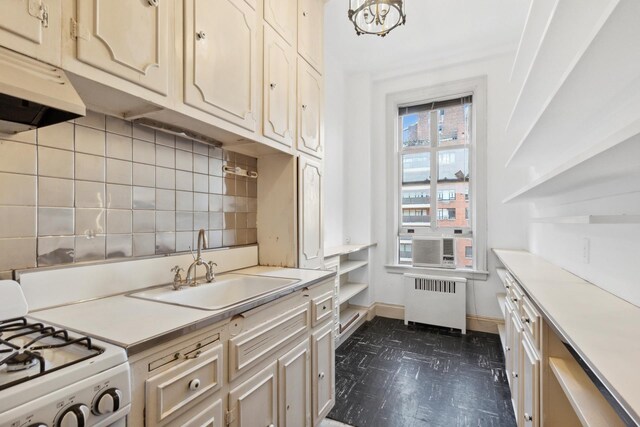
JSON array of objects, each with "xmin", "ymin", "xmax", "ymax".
[
  {"xmin": 512, "ymin": 297, "xmax": 518, "ymax": 302},
  {"xmin": 505, "ymin": 346, "xmax": 510, "ymax": 351},
  {"xmin": 302, "ymin": 104, "xmax": 308, "ymax": 111},
  {"xmin": 147, "ymin": 0, "xmax": 159, "ymax": 6},
  {"xmin": 302, "ymin": 11, "xmax": 308, "ymax": 17},
  {"xmin": 521, "ymin": 316, "xmax": 530, "ymax": 324},
  {"xmin": 196, "ymin": 31, "xmax": 206, "ymax": 40},
  {"xmin": 188, "ymin": 378, "xmax": 201, "ymax": 391},
  {"xmin": 322, "ymin": 305, "xmax": 327, "ymax": 310},
  {"xmin": 524, "ymin": 413, "xmax": 532, "ymax": 422},
  {"xmin": 511, "ymin": 372, "xmax": 518, "ymax": 379},
  {"xmin": 270, "ymin": 83, "xmax": 277, "ymax": 90},
  {"xmin": 318, "ymin": 372, "xmax": 325, "ymax": 379}
]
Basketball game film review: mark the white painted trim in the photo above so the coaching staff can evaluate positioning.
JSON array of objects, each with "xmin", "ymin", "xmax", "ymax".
[
  {"xmin": 351, "ymin": 302, "xmax": 502, "ymax": 333},
  {"xmin": 385, "ymin": 76, "xmax": 488, "ymax": 272}
]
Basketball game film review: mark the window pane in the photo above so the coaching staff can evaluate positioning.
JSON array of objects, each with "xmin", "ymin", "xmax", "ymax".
[
  {"xmin": 456, "ymin": 238, "xmax": 473, "ymax": 269},
  {"xmin": 437, "ymin": 148, "xmax": 470, "ymax": 229},
  {"xmin": 402, "ymin": 152, "xmax": 430, "ymax": 184},
  {"xmin": 402, "ymin": 186, "xmax": 431, "ymax": 227},
  {"xmin": 399, "ymin": 238, "xmax": 412, "ymax": 264},
  {"xmin": 402, "ymin": 112, "xmax": 430, "ymax": 148},
  {"xmin": 438, "ymin": 103, "xmax": 471, "ymax": 146}
]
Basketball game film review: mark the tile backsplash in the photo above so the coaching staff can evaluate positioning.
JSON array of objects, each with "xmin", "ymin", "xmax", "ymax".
[{"xmin": 0, "ymin": 111, "xmax": 258, "ymax": 275}]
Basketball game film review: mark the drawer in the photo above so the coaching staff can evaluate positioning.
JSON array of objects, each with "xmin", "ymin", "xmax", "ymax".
[
  {"xmin": 146, "ymin": 344, "xmax": 223, "ymax": 426},
  {"xmin": 229, "ymin": 302, "xmax": 310, "ymax": 381},
  {"xmin": 520, "ymin": 297, "xmax": 541, "ymax": 350},
  {"xmin": 509, "ymin": 283, "xmax": 523, "ymax": 308},
  {"xmin": 311, "ymin": 291, "xmax": 334, "ymax": 327}
]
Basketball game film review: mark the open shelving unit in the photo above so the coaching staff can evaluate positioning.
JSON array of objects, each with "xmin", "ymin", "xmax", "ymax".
[
  {"xmin": 324, "ymin": 243, "xmax": 375, "ymax": 347},
  {"xmin": 549, "ymin": 357, "xmax": 626, "ymax": 427},
  {"xmin": 503, "ymin": 0, "xmax": 640, "ymax": 208}
]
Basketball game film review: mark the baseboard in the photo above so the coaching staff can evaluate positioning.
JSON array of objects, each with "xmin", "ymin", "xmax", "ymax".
[{"xmin": 349, "ymin": 302, "xmax": 503, "ymax": 334}]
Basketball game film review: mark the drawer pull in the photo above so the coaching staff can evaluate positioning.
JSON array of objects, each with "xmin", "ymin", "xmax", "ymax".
[
  {"xmin": 322, "ymin": 305, "xmax": 327, "ymax": 310},
  {"xmin": 188, "ymin": 378, "xmax": 201, "ymax": 391},
  {"xmin": 524, "ymin": 413, "xmax": 532, "ymax": 422},
  {"xmin": 318, "ymin": 372, "xmax": 325, "ymax": 379},
  {"xmin": 511, "ymin": 372, "xmax": 518, "ymax": 379},
  {"xmin": 196, "ymin": 31, "xmax": 206, "ymax": 40},
  {"xmin": 521, "ymin": 316, "xmax": 530, "ymax": 324},
  {"xmin": 512, "ymin": 297, "xmax": 518, "ymax": 302}
]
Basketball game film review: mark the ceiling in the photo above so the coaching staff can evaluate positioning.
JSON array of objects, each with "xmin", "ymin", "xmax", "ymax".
[{"xmin": 324, "ymin": 0, "xmax": 531, "ymax": 75}]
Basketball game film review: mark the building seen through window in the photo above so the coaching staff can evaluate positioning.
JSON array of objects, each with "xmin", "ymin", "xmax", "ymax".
[{"xmin": 398, "ymin": 96, "xmax": 473, "ymax": 268}]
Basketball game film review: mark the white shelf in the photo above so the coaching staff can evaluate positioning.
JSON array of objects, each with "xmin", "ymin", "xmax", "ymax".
[
  {"xmin": 549, "ymin": 357, "xmax": 626, "ymax": 427},
  {"xmin": 324, "ymin": 243, "xmax": 375, "ymax": 258},
  {"xmin": 497, "ymin": 293, "xmax": 506, "ymax": 318},
  {"xmin": 503, "ymin": 118, "xmax": 640, "ymax": 203},
  {"xmin": 339, "ymin": 282, "xmax": 368, "ymax": 302},
  {"xmin": 505, "ymin": 0, "xmax": 640, "ymax": 169},
  {"xmin": 496, "ymin": 268, "xmax": 509, "ymax": 285},
  {"xmin": 531, "ymin": 215, "xmax": 640, "ymax": 225},
  {"xmin": 339, "ymin": 260, "xmax": 368, "ymax": 275},
  {"xmin": 338, "ymin": 306, "xmax": 367, "ymax": 346}
]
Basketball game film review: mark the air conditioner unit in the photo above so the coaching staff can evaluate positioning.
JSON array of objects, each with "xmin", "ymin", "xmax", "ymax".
[{"xmin": 412, "ymin": 237, "xmax": 455, "ymax": 268}]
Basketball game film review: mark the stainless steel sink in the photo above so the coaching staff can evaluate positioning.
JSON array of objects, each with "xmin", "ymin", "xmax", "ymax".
[{"xmin": 127, "ymin": 274, "xmax": 300, "ymax": 310}]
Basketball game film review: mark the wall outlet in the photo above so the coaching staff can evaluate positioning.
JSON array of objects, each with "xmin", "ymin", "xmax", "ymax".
[{"xmin": 582, "ymin": 238, "xmax": 590, "ymax": 264}]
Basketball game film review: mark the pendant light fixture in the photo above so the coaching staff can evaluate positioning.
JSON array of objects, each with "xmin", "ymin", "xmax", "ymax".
[{"xmin": 348, "ymin": 0, "xmax": 406, "ymax": 37}]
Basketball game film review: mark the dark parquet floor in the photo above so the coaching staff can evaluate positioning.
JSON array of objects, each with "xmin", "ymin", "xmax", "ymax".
[{"xmin": 327, "ymin": 317, "xmax": 516, "ymax": 427}]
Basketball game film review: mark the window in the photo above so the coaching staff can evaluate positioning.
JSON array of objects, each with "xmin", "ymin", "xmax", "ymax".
[{"xmin": 397, "ymin": 95, "xmax": 473, "ymax": 269}]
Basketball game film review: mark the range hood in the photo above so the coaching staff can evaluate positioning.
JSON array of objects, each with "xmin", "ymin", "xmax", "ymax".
[{"xmin": 0, "ymin": 47, "xmax": 85, "ymax": 135}]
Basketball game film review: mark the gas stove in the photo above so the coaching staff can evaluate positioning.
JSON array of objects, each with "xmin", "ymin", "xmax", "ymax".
[{"xmin": 0, "ymin": 316, "xmax": 130, "ymax": 427}]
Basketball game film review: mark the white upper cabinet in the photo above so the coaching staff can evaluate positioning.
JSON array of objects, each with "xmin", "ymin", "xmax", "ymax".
[
  {"xmin": 0, "ymin": 0, "xmax": 61, "ymax": 66},
  {"xmin": 264, "ymin": 0, "xmax": 297, "ymax": 45},
  {"xmin": 297, "ymin": 0, "xmax": 323, "ymax": 73},
  {"xmin": 184, "ymin": 0, "xmax": 259, "ymax": 132},
  {"xmin": 298, "ymin": 156, "xmax": 323, "ymax": 269},
  {"xmin": 297, "ymin": 58, "xmax": 323, "ymax": 158},
  {"xmin": 73, "ymin": 0, "xmax": 171, "ymax": 95},
  {"xmin": 263, "ymin": 25, "xmax": 296, "ymax": 148}
]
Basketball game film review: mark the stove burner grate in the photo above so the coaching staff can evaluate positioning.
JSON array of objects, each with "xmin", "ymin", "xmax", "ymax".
[{"xmin": 0, "ymin": 317, "xmax": 104, "ymax": 391}]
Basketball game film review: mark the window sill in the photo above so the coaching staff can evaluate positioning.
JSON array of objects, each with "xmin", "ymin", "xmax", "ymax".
[{"xmin": 384, "ymin": 264, "xmax": 489, "ymax": 281}]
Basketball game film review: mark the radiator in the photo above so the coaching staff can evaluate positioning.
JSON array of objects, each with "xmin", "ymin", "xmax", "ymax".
[{"xmin": 403, "ymin": 274, "xmax": 467, "ymax": 334}]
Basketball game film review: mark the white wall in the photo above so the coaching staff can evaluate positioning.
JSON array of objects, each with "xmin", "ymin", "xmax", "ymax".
[
  {"xmin": 322, "ymin": 51, "xmax": 346, "ymax": 248},
  {"xmin": 325, "ymin": 54, "xmax": 531, "ymax": 318}
]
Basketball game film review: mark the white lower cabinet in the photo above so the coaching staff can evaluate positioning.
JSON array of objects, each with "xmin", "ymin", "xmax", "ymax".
[
  {"xmin": 311, "ymin": 322, "xmax": 335, "ymax": 425},
  {"xmin": 278, "ymin": 339, "xmax": 312, "ymax": 427},
  {"xmin": 182, "ymin": 399, "xmax": 224, "ymax": 427},
  {"xmin": 520, "ymin": 336, "xmax": 540, "ymax": 427},
  {"xmin": 228, "ymin": 362, "xmax": 278, "ymax": 427},
  {"xmin": 509, "ymin": 313, "xmax": 522, "ymax": 421}
]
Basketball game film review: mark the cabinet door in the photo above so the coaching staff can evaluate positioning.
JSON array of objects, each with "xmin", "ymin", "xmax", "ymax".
[
  {"xmin": 504, "ymin": 298, "xmax": 514, "ymax": 385},
  {"xmin": 298, "ymin": 156, "xmax": 323, "ymax": 269},
  {"xmin": 75, "ymin": 0, "xmax": 170, "ymax": 95},
  {"xmin": 297, "ymin": 59, "xmax": 323, "ymax": 158},
  {"xmin": 520, "ymin": 337, "xmax": 540, "ymax": 427},
  {"xmin": 311, "ymin": 323, "xmax": 335, "ymax": 424},
  {"xmin": 510, "ymin": 313, "xmax": 522, "ymax": 422},
  {"xmin": 297, "ymin": 0, "xmax": 323, "ymax": 73},
  {"xmin": 184, "ymin": 0, "xmax": 258, "ymax": 132},
  {"xmin": 228, "ymin": 362, "xmax": 278, "ymax": 427},
  {"xmin": 264, "ymin": 0, "xmax": 296, "ymax": 45},
  {"xmin": 278, "ymin": 340, "xmax": 311, "ymax": 427},
  {"xmin": 0, "ymin": 0, "xmax": 61, "ymax": 66},
  {"xmin": 263, "ymin": 25, "xmax": 295, "ymax": 148}
]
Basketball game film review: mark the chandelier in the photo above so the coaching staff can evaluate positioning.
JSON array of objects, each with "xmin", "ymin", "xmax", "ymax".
[{"xmin": 348, "ymin": 0, "xmax": 406, "ymax": 37}]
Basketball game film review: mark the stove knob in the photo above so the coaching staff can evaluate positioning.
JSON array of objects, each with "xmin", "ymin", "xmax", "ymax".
[
  {"xmin": 93, "ymin": 388, "xmax": 122, "ymax": 415},
  {"xmin": 57, "ymin": 404, "xmax": 90, "ymax": 427}
]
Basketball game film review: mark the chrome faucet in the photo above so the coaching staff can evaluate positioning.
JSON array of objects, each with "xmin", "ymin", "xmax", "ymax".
[
  {"xmin": 170, "ymin": 229, "xmax": 217, "ymax": 290},
  {"xmin": 185, "ymin": 229, "xmax": 217, "ymax": 286}
]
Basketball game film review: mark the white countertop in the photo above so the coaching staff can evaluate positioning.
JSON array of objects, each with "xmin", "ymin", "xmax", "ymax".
[
  {"xmin": 494, "ymin": 249, "xmax": 640, "ymax": 425},
  {"xmin": 29, "ymin": 267, "xmax": 333, "ymax": 355}
]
